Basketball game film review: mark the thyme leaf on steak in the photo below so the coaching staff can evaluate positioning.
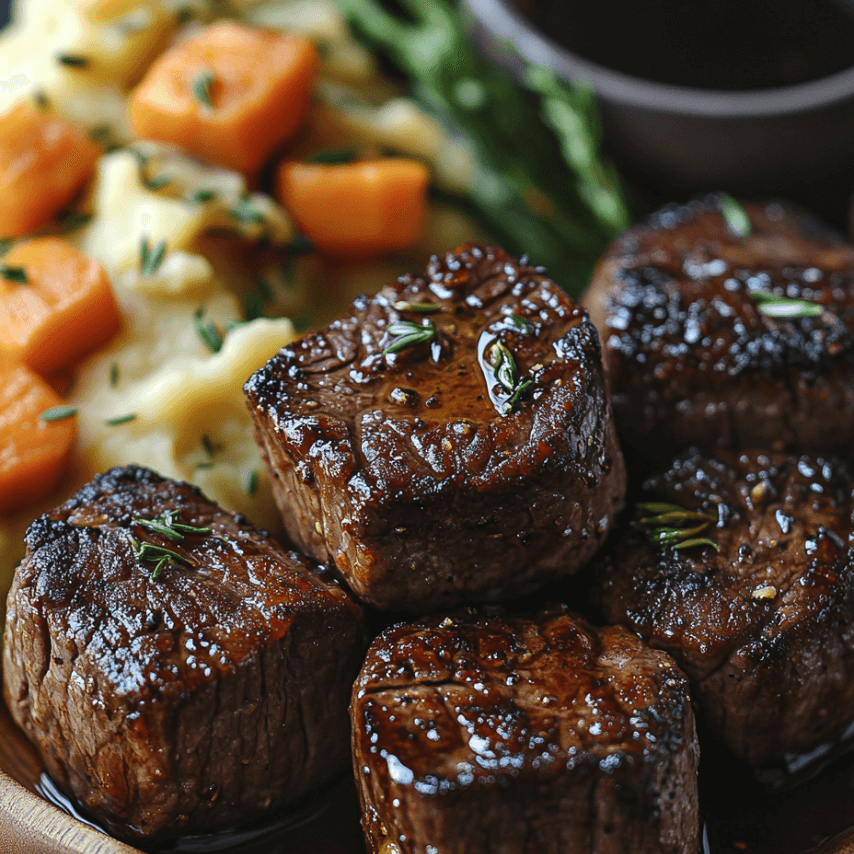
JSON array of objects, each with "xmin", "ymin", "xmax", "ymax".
[
  {"xmin": 134, "ymin": 509, "xmax": 213, "ymax": 541},
  {"xmin": 393, "ymin": 301, "xmax": 441, "ymax": 314},
  {"xmin": 507, "ymin": 313, "xmax": 534, "ymax": 333},
  {"xmin": 132, "ymin": 511, "xmax": 219, "ymax": 580},
  {"xmin": 719, "ymin": 194, "xmax": 751, "ymax": 238},
  {"xmin": 749, "ymin": 290, "xmax": 822, "ymax": 319},
  {"xmin": 384, "ymin": 319, "xmax": 436, "ymax": 354},
  {"xmin": 634, "ymin": 501, "xmax": 720, "ymax": 552},
  {"xmin": 132, "ymin": 541, "xmax": 192, "ymax": 581},
  {"xmin": 487, "ymin": 341, "xmax": 533, "ymax": 414}
]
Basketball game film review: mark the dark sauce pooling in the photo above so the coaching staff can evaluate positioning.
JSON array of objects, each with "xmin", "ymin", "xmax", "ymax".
[{"xmin": 517, "ymin": 0, "xmax": 854, "ymax": 90}]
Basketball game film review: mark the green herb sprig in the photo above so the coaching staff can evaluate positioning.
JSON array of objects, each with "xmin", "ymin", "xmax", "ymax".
[
  {"xmin": 634, "ymin": 502, "xmax": 720, "ymax": 552},
  {"xmin": 57, "ymin": 54, "xmax": 90, "ymax": 69},
  {"xmin": 719, "ymin": 194, "xmax": 751, "ymax": 238},
  {"xmin": 39, "ymin": 405, "xmax": 78, "ymax": 422},
  {"xmin": 132, "ymin": 510, "xmax": 217, "ymax": 580},
  {"xmin": 749, "ymin": 290, "xmax": 822, "ymax": 320},
  {"xmin": 486, "ymin": 341, "xmax": 533, "ymax": 414},
  {"xmin": 384, "ymin": 319, "xmax": 436, "ymax": 354},
  {"xmin": 393, "ymin": 301, "xmax": 441, "ymax": 314}
]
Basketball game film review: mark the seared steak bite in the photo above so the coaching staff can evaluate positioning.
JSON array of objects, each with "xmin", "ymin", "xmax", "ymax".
[
  {"xmin": 245, "ymin": 244, "xmax": 626, "ymax": 611},
  {"xmin": 582, "ymin": 196, "xmax": 854, "ymax": 465},
  {"xmin": 2, "ymin": 465, "xmax": 366, "ymax": 842},
  {"xmin": 599, "ymin": 448, "xmax": 854, "ymax": 765},
  {"xmin": 351, "ymin": 606, "xmax": 700, "ymax": 854}
]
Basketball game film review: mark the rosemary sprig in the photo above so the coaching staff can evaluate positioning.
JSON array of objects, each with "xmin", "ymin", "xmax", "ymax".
[
  {"xmin": 134, "ymin": 509, "xmax": 213, "ymax": 541},
  {"xmin": 486, "ymin": 341, "xmax": 533, "ymax": 414},
  {"xmin": 634, "ymin": 501, "xmax": 720, "ymax": 552},
  {"xmin": 132, "ymin": 540, "xmax": 192, "ymax": 581},
  {"xmin": 306, "ymin": 147, "xmax": 360, "ymax": 164},
  {"xmin": 393, "ymin": 301, "xmax": 441, "ymax": 314},
  {"xmin": 489, "ymin": 341, "xmax": 517, "ymax": 393},
  {"xmin": 384, "ymin": 319, "xmax": 436, "ymax": 354},
  {"xmin": 191, "ymin": 69, "xmax": 216, "ymax": 109},
  {"xmin": 140, "ymin": 236, "xmax": 167, "ymax": 276},
  {"xmin": 749, "ymin": 290, "xmax": 822, "ymax": 319},
  {"xmin": 247, "ymin": 469, "xmax": 258, "ymax": 496},
  {"xmin": 719, "ymin": 194, "xmax": 751, "ymax": 238},
  {"xmin": 195, "ymin": 307, "xmax": 223, "ymax": 353},
  {"xmin": 1, "ymin": 265, "xmax": 27, "ymax": 284}
]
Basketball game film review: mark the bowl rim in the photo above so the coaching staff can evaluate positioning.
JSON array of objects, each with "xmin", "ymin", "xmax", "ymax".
[{"xmin": 465, "ymin": 0, "xmax": 854, "ymax": 117}]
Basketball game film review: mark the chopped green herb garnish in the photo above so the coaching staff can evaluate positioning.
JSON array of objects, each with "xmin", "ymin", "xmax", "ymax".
[
  {"xmin": 247, "ymin": 469, "xmax": 258, "ymax": 496},
  {"xmin": 306, "ymin": 147, "xmax": 360, "ymax": 164},
  {"xmin": 1, "ymin": 265, "xmax": 27, "ymax": 284},
  {"xmin": 504, "ymin": 378, "xmax": 533, "ymax": 411},
  {"xmin": 507, "ymin": 313, "xmax": 534, "ymax": 333},
  {"xmin": 105, "ymin": 413, "xmax": 136, "ymax": 426},
  {"xmin": 140, "ymin": 236, "xmax": 167, "ymax": 276},
  {"xmin": 191, "ymin": 68, "xmax": 216, "ymax": 109},
  {"xmin": 229, "ymin": 197, "xmax": 263, "ymax": 225},
  {"xmin": 132, "ymin": 538, "xmax": 192, "ymax": 581},
  {"xmin": 109, "ymin": 362, "xmax": 119, "ymax": 388},
  {"xmin": 384, "ymin": 319, "xmax": 436, "ymax": 354},
  {"xmin": 749, "ymin": 290, "xmax": 822, "ymax": 319},
  {"xmin": 633, "ymin": 502, "xmax": 720, "ymax": 552},
  {"xmin": 489, "ymin": 341, "xmax": 517, "ymax": 393},
  {"xmin": 33, "ymin": 91, "xmax": 49, "ymax": 110},
  {"xmin": 57, "ymin": 54, "xmax": 90, "ymax": 69},
  {"xmin": 194, "ymin": 308, "xmax": 223, "ymax": 353},
  {"xmin": 719, "ymin": 194, "xmax": 751, "ymax": 238},
  {"xmin": 39, "ymin": 405, "xmax": 78, "ymax": 422},
  {"xmin": 393, "ymin": 301, "xmax": 441, "ymax": 314},
  {"xmin": 189, "ymin": 188, "xmax": 216, "ymax": 204}
]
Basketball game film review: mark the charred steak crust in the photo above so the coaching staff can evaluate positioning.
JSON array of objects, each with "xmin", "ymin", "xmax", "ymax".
[
  {"xmin": 245, "ymin": 244, "xmax": 626, "ymax": 611},
  {"xmin": 582, "ymin": 196, "xmax": 854, "ymax": 461},
  {"xmin": 351, "ymin": 606, "xmax": 700, "ymax": 854},
  {"xmin": 598, "ymin": 449, "xmax": 854, "ymax": 765},
  {"xmin": 2, "ymin": 465, "xmax": 366, "ymax": 841}
]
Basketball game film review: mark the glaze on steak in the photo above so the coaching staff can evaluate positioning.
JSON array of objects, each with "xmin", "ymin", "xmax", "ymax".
[
  {"xmin": 582, "ymin": 197, "xmax": 854, "ymax": 466},
  {"xmin": 2, "ymin": 465, "xmax": 366, "ymax": 841},
  {"xmin": 599, "ymin": 449, "xmax": 854, "ymax": 765},
  {"xmin": 351, "ymin": 606, "xmax": 700, "ymax": 854},
  {"xmin": 245, "ymin": 244, "xmax": 626, "ymax": 611}
]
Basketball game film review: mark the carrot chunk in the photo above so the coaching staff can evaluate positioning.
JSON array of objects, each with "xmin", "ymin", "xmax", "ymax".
[
  {"xmin": 0, "ymin": 238, "xmax": 121, "ymax": 375},
  {"xmin": 276, "ymin": 158, "xmax": 430, "ymax": 256},
  {"xmin": 0, "ymin": 362, "xmax": 76, "ymax": 515},
  {"xmin": 0, "ymin": 102, "xmax": 100, "ymax": 237},
  {"xmin": 129, "ymin": 21, "xmax": 319, "ymax": 174}
]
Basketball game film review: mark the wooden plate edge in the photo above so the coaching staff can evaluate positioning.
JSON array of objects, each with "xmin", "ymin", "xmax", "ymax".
[{"xmin": 0, "ymin": 766, "xmax": 143, "ymax": 854}]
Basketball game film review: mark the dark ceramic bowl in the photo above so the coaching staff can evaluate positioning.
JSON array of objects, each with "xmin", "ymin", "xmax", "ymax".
[{"xmin": 464, "ymin": 0, "xmax": 854, "ymax": 195}]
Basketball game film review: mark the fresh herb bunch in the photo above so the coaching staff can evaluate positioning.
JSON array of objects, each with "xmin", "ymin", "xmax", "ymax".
[
  {"xmin": 634, "ymin": 501, "xmax": 720, "ymax": 552},
  {"xmin": 337, "ymin": 0, "xmax": 632, "ymax": 293}
]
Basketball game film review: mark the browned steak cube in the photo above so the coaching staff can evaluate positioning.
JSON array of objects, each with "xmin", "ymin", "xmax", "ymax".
[
  {"xmin": 245, "ymin": 244, "xmax": 626, "ymax": 611},
  {"xmin": 582, "ymin": 196, "xmax": 854, "ymax": 466},
  {"xmin": 599, "ymin": 448, "xmax": 854, "ymax": 765},
  {"xmin": 351, "ymin": 606, "xmax": 700, "ymax": 854},
  {"xmin": 2, "ymin": 465, "xmax": 366, "ymax": 842}
]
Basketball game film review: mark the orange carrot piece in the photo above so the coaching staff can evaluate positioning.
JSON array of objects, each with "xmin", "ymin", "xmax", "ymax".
[
  {"xmin": 276, "ymin": 158, "xmax": 430, "ymax": 256},
  {"xmin": 0, "ymin": 362, "xmax": 76, "ymax": 515},
  {"xmin": 0, "ymin": 238, "xmax": 121, "ymax": 375},
  {"xmin": 129, "ymin": 21, "xmax": 319, "ymax": 174},
  {"xmin": 0, "ymin": 101, "xmax": 100, "ymax": 238}
]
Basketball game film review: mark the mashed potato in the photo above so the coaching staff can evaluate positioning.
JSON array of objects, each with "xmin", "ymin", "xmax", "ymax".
[{"xmin": 0, "ymin": 0, "xmax": 481, "ymax": 616}]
